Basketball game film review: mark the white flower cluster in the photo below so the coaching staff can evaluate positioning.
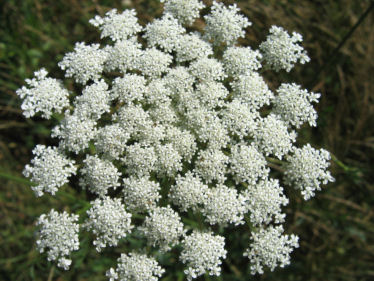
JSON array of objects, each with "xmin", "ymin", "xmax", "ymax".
[
  {"xmin": 84, "ymin": 197, "xmax": 133, "ymax": 251},
  {"xmin": 36, "ymin": 209, "xmax": 79, "ymax": 270},
  {"xmin": 253, "ymin": 114, "xmax": 297, "ymax": 159},
  {"xmin": 244, "ymin": 225, "xmax": 299, "ymax": 274},
  {"xmin": 202, "ymin": 184, "xmax": 247, "ymax": 226},
  {"xmin": 204, "ymin": 1, "xmax": 251, "ymax": 45},
  {"xmin": 74, "ymin": 79, "xmax": 111, "ymax": 120},
  {"xmin": 169, "ymin": 172, "xmax": 208, "ymax": 212},
  {"xmin": 106, "ymin": 252, "xmax": 165, "ymax": 281},
  {"xmin": 140, "ymin": 206, "xmax": 185, "ymax": 251},
  {"xmin": 79, "ymin": 155, "xmax": 121, "ymax": 197},
  {"xmin": 273, "ymin": 83, "xmax": 321, "ymax": 128},
  {"xmin": 260, "ymin": 25, "xmax": 310, "ymax": 72},
  {"xmin": 242, "ymin": 179, "xmax": 288, "ymax": 225},
  {"xmin": 51, "ymin": 111, "xmax": 97, "ymax": 154},
  {"xmin": 16, "ymin": 68, "xmax": 69, "ymax": 119},
  {"xmin": 89, "ymin": 9, "xmax": 142, "ymax": 41},
  {"xmin": 180, "ymin": 230, "xmax": 227, "ymax": 280},
  {"xmin": 160, "ymin": 0, "xmax": 204, "ymax": 25},
  {"xmin": 284, "ymin": 144, "xmax": 335, "ymax": 200},
  {"xmin": 23, "ymin": 145, "xmax": 76, "ymax": 197},
  {"xmin": 58, "ymin": 42, "xmax": 108, "ymax": 84},
  {"xmin": 19, "ymin": 0, "xmax": 334, "ymax": 279},
  {"xmin": 123, "ymin": 176, "xmax": 161, "ymax": 211},
  {"xmin": 229, "ymin": 143, "xmax": 269, "ymax": 185}
]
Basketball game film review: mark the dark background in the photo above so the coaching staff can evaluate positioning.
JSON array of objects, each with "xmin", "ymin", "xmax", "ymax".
[{"xmin": 0, "ymin": 0, "xmax": 373, "ymax": 280}]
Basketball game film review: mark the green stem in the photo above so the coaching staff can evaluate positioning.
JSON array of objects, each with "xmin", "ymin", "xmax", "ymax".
[
  {"xmin": 330, "ymin": 153, "xmax": 354, "ymax": 172},
  {"xmin": 0, "ymin": 171, "xmax": 35, "ymax": 186}
]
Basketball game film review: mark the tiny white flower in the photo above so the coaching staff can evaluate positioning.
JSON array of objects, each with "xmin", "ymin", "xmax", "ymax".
[
  {"xmin": 122, "ymin": 143, "xmax": 157, "ymax": 177},
  {"xmin": 230, "ymin": 72, "xmax": 274, "ymax": 110},
  {"xmin": 222, "ymin": 46, "xmax": 262, "ymax": 76},
  {"xmin": 140, "ymin": 206, "xmax": 185, "ymax": 251},
  {"xmin": 169, "ymin": 171, "xmax": 208, "ymax": 212},
  {"xmin": 220, "ymin": 99, "xmax": 259, "ymax": 139},
  {"xmin": 74, "ymin": 79, "xmax": 111, "ymax": 120},
  {"xmin": 189, "ymin": 57, "xmax": 226, "ymax": 81},
  {"xmin": 58, "ymin": 42, "xmax": 108, "ymax": 84},
  {"xmin": 89, "ymin": 9, "xmax": 142, "ymax": 41},
  {"xmin": 144, "ymin": 13, "xmax": 185, "ymax": 53},
  {"xmin": 107, "ymin": 252, "xmax": 165, "ymax": 281},
  {"xmin": 175, "ymin": 33, "xmax": 213, "ymax": 62},
  {"xmin": 195, "ymin": 148, "xmax": 229, "ymax": 184},
  {"xmin": 204, "ymin": 1, "xmax": 251, "ymax": 45},
  {"xmin": 229, "ymin": 142, "xmax": 269, "ymax": 185},
  {"xmin": 112, "ymin": 74, "xmax": 146, "ymax": 103},
  {"xmin": 241, "ymin": 178, "xmax": 288, "ymax": 225},
  {"xmin": 181, "ymin": 230, "xmax": 227, "ymax": 280},
  {"xmin": 94, "ymin": 124, "xmax": 130, "ymax": 160},
  {"xmin": 137, "ymin": 48, "xmax": 172, "ymax": 78},
  {"xmin": 260, "ymin": 25, "xmax": 310, "ymax": 72},
  {"xmin": 253, "ymin": 114, "xmax": 297, "ymax": 159},
  {"xmin": 244, "ymin": 225, "xmax": 299, "ymax": 274},
  {"xmin": 202, "ymin": 184, "xmax": 247, "ymax": 225},
  {"xmin": 105, "ymin": 39, "xmax": 142, "ymax": 72},
  {"xmin": 194, "ymin": 81, "xmax": 228, "ymax": 109},
  {"xmin": 51, "ymin": 111, "xmax": 97, "ymax": 154},
  {"xmin": 79, "ymin": 155, "xmax": 121, "ymax": 197},
  {"xmin": 123, "ymin": 176, "xmax": 161, "ymax": 211},
  {"xmin": 162, "ymin": 66, "xmax": 195, "ymax": 97},
  {"xmin": 160, "ymin": 0, "xmax": 205, "ymax": 25},
  {"xmin": 16, "ymin": 68, "xmax": 69, "ymax": 119},
  {"xmin": 273, "ymin": 83, "xmax": 320, "ymax": 128},
  {"xmin": 284, "ymin": 144, "xmax": 335, "ymax": 200},
  {"xmin": 36, "ymin": 209, "xmax": 79, "ymax": 270},
  {"xmin": 85, "ymin": 197, "xmax": 133, "ymax": 251},
  {"xmin": 23, "ymin": 145, "xmax": 76, "ymax": 197}
]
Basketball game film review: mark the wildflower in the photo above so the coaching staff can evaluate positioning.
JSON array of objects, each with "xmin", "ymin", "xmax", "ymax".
[
  {"xmin": 181, "ymin": 230, "xmax": 227, "ymax": 280},
  {"xmin": 23, "ymin": 145, "xmax": 76, "ymax": 197},
  {"xmin": 204, "ymin": 1, "xmax": 251, "ymax": 45},
  {"xmin": 36, "ymin": 209, "xmax": 79, "ymax": 270},
  {"xmin": 18, "ymin": 1, "xmax": 333, "ymax": 278},
  {"xmin": 260, "ymin": 25, "xmax": 310, "ymax": 72},
  {"xmin": 244, "ymin": 225, "xmax": 299, "ymax": 274},
  {"xmin": 107, "ymin": 252, "xmax": 165, "ymax": 281},
  {"xmin": 16, "ymin": 68, "xmax": 69, "ymax": 119},
  {"xmin": 85, "ymin": 197, "xmax": 133, "ymax": 251},
  {"xmin": 160, "ymin": 0, "xmax": 205, "ymax": 25},
  {"xmin": 140, "ymin": 206, "xmax": 185, "ymax": 251},
  {"xmin": 58, "ymin": 42, "xmax": 108, "ymax": 84},
  {"xmin": 284, "ymin": 144, "xmax": 335, "ymax": 200}
]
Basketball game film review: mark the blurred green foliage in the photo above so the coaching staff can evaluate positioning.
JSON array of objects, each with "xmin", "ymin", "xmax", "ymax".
[{"xmin": 1, "ymin": 0, "xmax": 373, "ymax": 280}]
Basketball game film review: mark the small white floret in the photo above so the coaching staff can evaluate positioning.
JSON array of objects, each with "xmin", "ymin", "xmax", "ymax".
[
  {"xmin": 123, "ymin": 176, "xmax": 161, "ymax": 211},
  {"xmin": 160, "ymin": 0, "xmax": 205, "ymax": 25},
  {"xmin": 85, "ymin": 197, "xmax": 133, "ymax": 252},
  {"xmin": 273, "ymin": 83, "xmax": 320, "ymax": 128},
  {"xmin": 180, "ymin": 230, "xmax": 227, "ymax": 280},
  {"xmin": 284, "ymin": 144, "xmax": 335, "ymax": 200},
  {"xmin": 260, "ymin": 25, "xmax": 310, "ymax": 72},
  {"xmin": 16, "ymin": 68, "xmax": 69, "ymax": 119},
  {"xmin": 106, "ymin": 252, "xmax": 165, "ymax": 281},
  {"xmin": 140, "ymin": 206, "xmax": 185, "ymax": 251},
  {"xmin": 244, "ymin": 225, "xmax": 299, "ymax": 274},
  {"xmin": 79, "ymin": 155, "xmax": 121, "ymax": 197},
  {"xmin": 23, "ymin": 145, "xmax": 76, "ymax": 197},
  {"xmin": 204, "ymin": 1, "xmax": 251, "ymax": 45},
  {"xmin": 58, "ymin": 42, "xmax": 108, "ymax": 84},
  {"xmin": 144, "ymin": 13, "xmax": 185, "ymax": 53},
  {"xmin": 89, "ymin": 9, "xmax": 142, "ymax": 41},
  {"xmin": 36, "ymin": 209, "xmax": 79, "ymax": 270}
]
